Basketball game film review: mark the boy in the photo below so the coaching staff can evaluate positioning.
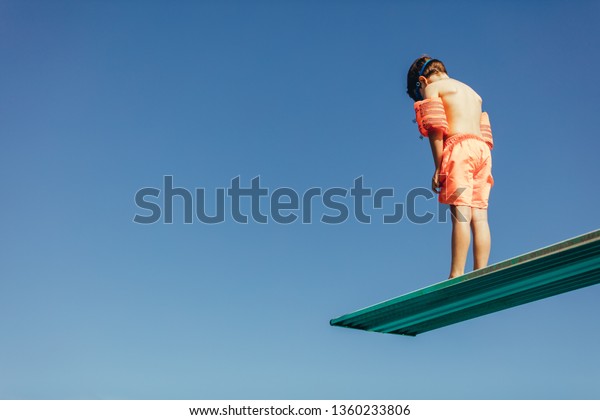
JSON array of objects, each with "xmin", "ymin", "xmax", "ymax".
[{"xmin": 407, "ymin": 56, "xmax": 494, "ymax": 278}]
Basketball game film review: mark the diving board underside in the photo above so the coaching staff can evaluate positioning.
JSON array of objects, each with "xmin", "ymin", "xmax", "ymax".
[{"xmin": 330, "ymin": 230, "xmax": 600, "ymax": 336}]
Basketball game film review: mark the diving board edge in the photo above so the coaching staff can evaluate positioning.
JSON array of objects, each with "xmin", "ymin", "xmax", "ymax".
[{"xmin": 330, "ymin": 229, "xmax": 600, "ymax": 336}]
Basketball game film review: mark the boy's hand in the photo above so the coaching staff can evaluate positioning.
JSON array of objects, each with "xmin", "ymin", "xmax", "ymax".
[{"xmin": 432, "ymin": 169, "xmax": 442, "ymax": 194}]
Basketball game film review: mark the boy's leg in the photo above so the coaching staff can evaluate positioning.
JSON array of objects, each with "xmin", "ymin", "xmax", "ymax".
[
  {"xmin": 449, "ymin": 205, "xmax": 472, "ymax": 278},
  {"xmin": 471, "ymin": 207, "xmax": 491, "ymax": 270}
]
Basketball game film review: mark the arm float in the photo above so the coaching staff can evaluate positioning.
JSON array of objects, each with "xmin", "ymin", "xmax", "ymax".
[
  {"xmin": 414, "ymin": 97, "xmax": 449, "ymax": 138},
  {"xmin": 480, "ymin": 112, "xmax": 494, "ymax": 149}
]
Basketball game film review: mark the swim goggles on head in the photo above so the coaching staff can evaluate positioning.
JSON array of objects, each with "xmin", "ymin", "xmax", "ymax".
[{"xmin": 414, "ymin": 58, "xmax": 433, "ymax": 101}]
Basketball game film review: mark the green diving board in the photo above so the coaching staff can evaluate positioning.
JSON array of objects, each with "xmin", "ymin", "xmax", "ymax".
[{"xmin": 330, "ymin": 229, "xmax": 600, "ymax": 336}]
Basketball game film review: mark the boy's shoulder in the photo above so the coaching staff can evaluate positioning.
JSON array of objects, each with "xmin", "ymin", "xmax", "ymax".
[{"xmin": 426, "ymin": 78, "xmax": 481, "ymax": 102}]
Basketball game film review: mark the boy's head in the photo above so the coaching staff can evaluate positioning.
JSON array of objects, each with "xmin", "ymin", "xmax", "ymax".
[{"xmin": 406, "ymin": 56, "xmax": 448, "ymax": 101}]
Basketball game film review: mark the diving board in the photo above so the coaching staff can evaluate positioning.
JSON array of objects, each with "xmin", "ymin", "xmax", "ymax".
[{"xmin": 330, "ymin": 230, "xmax": 600, "ymax": 336}]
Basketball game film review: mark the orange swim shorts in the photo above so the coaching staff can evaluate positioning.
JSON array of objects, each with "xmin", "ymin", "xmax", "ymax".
[{"xmin": 439, "ymin": 134, "xmax": 494, "ymax": 209}]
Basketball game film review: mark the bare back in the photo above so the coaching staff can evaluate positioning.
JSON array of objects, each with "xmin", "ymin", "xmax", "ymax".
[{"xmin": 424, "ymin": 78, "xmax": 482, "ymax": 138}]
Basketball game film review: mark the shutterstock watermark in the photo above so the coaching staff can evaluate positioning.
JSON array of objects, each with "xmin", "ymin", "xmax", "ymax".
[{"xmin": 133, "ymin": 175, "xmax": 459, "ymax": 225}]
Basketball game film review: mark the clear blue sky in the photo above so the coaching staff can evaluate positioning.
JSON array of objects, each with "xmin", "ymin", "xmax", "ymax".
[{"xmin": 1, "ymin": 0, "xmax": 599, "ymax": 399}]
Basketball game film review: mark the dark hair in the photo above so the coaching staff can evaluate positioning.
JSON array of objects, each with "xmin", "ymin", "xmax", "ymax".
[{"xmin": 406, "ymin": 56, "xmax": 448, "ymax": 101}]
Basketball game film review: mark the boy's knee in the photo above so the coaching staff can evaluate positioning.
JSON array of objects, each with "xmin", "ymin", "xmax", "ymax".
[
  {"xmin": 471, "ymin": 208, "xmax": 488, "ymax": 223},
  {"xmin": 451, "ymin": 205, "xmax": 471, "ymax": 223}
]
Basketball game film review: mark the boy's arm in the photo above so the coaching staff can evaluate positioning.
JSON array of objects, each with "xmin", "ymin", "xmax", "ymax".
[
  {"xmin": 423, "ymin": 85, "xmax": 444, "ymax": 193},
  {"xmin": 428, "ymin": 130, "xmax": 444, "ymax": 170},
  {"xmin": 428, "ymin": 130, "xmax": 444, "ymax": 194}
]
